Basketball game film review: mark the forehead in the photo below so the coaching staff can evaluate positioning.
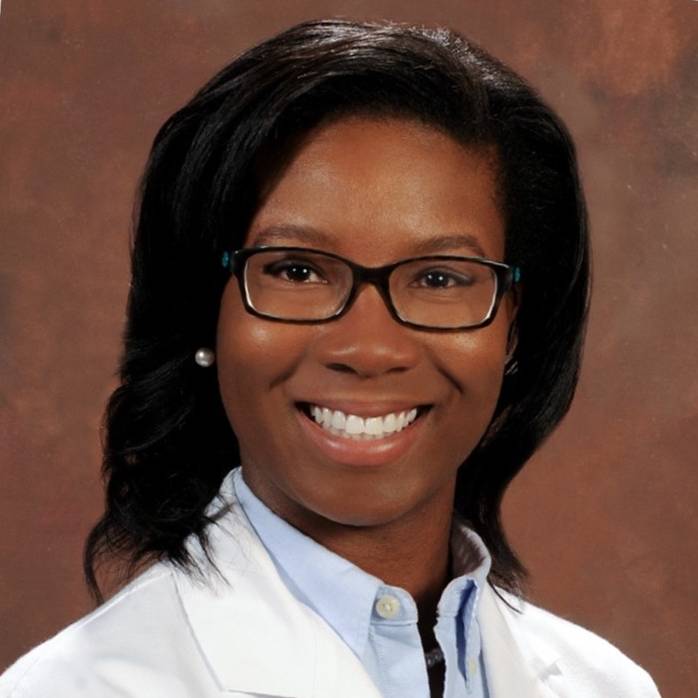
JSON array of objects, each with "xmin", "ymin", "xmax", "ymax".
[{"xmin": 247, "ymin": 117, "xmax": 505, "ymax": 262}]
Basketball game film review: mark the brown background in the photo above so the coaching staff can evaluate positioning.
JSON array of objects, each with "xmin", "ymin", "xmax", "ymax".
[{"xmin": 1, "ymin": 1, "xmax": 696, "ymax": 695}]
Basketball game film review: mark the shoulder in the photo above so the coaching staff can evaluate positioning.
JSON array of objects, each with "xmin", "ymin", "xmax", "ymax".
[
  {"xmin": 0, "ymin": 564, "xmax": 212, "ymax": 698},
  {"xmin": 495, "ymin": 588, "xmax": 661, "ymax": 697}
]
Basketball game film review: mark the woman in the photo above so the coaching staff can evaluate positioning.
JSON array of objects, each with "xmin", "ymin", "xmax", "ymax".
[{"xmin": 1, "ymin": 18, "xmax": 661, "ymax": 698}]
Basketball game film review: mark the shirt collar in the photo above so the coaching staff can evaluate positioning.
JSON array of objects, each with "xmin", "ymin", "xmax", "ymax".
[
  {"xmin": 234, "ymin": 468, "xmax": 381, "ymax": 659},
  {"xmin": 234, "ymin": 467, "xmax": 492, "ymax": 665}
]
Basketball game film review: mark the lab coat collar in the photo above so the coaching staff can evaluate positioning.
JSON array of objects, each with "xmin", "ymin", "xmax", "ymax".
[
  {"xmin": 173, "ymin": 477, "xmax": 383, "ymax": 697},
  {"xmin": 174, "ymin": 470, "xmax": 561, "ymax": 697},
  {"xmin": 479, "ymin": 582, "xmax": 562, "ymax": 698}
]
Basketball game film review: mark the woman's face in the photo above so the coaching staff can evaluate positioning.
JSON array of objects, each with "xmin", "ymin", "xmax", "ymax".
[{"xmin": 216, "ymin": 116, "xmax": 515, "ymax": 529}]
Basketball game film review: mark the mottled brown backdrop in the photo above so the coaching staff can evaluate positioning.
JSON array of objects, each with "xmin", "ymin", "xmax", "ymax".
[{"xmin": 1, "ymin": 1, "xmax": 696, "ymax": 695}]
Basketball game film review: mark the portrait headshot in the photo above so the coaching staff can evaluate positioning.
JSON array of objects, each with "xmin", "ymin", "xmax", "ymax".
[{"xmin": 1, "ymin": 2, "xmax": 696, "ymax": 697}]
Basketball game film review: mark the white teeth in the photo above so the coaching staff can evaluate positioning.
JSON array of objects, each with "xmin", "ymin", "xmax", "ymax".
[
  {"xmin": 331, "ymin": 410, "xmax": 346, "ymax": 429},
  {"xmin": 306, "ymin": 404, "xmax": 422, "ymax": 439},
  {"xmin": 395, "ymin": 412, "xmax": 406, "ymax": 431},
  {"xmin": 345, "ymin": 415, "xmax": 364, "ymax": 434},
  {"xmin": 364, "ymin": 417, "xmax": 383, "ymax": 435}
]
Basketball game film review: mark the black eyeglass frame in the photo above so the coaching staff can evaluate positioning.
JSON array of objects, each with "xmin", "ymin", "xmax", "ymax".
[{"xmin": 222, "ymin": 246, "xmax": 521, "ymax": 331}]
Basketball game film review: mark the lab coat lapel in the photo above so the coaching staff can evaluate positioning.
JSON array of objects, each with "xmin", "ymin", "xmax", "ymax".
[
  {"xmin": 174, "ymin": 489, "xmax": 382, "ymax": 698},
  {"xmin": 479, "ymin": 583, "xmax": 561, "ymax": 698}
]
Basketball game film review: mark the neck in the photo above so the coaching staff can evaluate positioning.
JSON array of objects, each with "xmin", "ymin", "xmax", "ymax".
[
  {"xmin": 240, "ymin": 466, "xmax": 462, "ymax": 632},
  {"xmin": 289, "ymin": 486, "xmax": 455, "ymax": 626}
]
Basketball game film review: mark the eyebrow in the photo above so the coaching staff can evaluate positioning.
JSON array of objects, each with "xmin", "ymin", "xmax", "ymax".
[
  {"xmin": 249, "ymin": 224, "xmax": 488, "ymax": 258},
  {"xmin": 410, "ymin": 233, "xmax": 487, "ymax": 258},
  {"xmin": 250, "ymin": 225, "xmax": 333, "ymax": 248}
]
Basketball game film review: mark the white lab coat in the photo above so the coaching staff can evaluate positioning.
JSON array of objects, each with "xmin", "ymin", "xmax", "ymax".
[{"xmin": 1, "ymin": 470, "xmax": 661, "ymax": 697}]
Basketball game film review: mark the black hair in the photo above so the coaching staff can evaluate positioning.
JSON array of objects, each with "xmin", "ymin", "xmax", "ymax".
[{"xmin": 84, "ymin": 18, "xmax": 590, "ymax": 602}]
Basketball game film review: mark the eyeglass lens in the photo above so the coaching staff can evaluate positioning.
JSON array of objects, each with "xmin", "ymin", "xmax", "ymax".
[{"xmin": 244, "ymin": 249, "xmax": 498, "ymax": 328}]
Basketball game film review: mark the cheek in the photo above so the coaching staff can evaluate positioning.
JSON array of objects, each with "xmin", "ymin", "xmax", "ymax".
[
  {"xmin": 215, "ymin": 282, "xmax": 303, "ymax": 443},
  {"xmin": 434, "ymin": 320, "xmax": 509, "ymax": 384},
  {"xmin": 431, "ymin": 323, "xmax": 509, "ymax": 435}
]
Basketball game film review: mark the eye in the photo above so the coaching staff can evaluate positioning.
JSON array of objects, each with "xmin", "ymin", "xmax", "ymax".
[
  {"xmin": 413, "ymin": 268, "xmax": 474, "ymax": 289},
  {"xmin": 263, "ymin": 259, "xmax": 328, "ymax": 284}
]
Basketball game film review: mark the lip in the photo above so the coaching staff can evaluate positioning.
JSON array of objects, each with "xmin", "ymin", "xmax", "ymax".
[{"xmin": 294, "ymin": 402, "xmax": 431, "ymax": 467}]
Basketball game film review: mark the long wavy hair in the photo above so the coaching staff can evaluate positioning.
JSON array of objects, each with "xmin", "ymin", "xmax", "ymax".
[{"xmin": 84, "ymin": 18, "xmax": 590, "ymax": 603}]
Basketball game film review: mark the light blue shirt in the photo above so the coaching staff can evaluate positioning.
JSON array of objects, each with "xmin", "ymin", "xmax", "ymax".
[{"xmin": 234, "ymin": 468, "xmax": 491, "ymax": 698}]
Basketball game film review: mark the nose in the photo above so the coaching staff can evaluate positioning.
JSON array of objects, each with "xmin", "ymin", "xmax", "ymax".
[{"xmin": 313, "ymin": 283, "xmax": 421, "ymax": 378}]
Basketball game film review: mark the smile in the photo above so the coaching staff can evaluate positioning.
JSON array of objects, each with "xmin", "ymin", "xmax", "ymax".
[
  {"xmin": 307, "ymin": 404, "xmax": 419, "ymax": 440},
  {"xmin": 295, "ymin": 401, "xmax": 432, "ymax": 467}
]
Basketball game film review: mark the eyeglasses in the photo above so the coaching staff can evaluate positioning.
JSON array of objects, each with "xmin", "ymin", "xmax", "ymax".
[{"xmin": 222, "ymin": 246, "xmax": 521, "ymax": 331}]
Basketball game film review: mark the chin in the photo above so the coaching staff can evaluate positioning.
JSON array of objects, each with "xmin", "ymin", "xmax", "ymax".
[
  {"xmin": 293, "ymin": 477, "xmax": 437, "ymax": 529},
  {"xmin": 312, "ymin": 506, "xmax": 405, "ymax": 529}
]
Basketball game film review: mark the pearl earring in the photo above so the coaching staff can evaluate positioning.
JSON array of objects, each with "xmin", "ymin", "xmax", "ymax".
[{"xmin": 194, "ymin": 347, "xmax": 215, "ymax": 367}]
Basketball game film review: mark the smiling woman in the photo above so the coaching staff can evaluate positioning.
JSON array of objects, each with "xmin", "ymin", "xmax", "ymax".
[
  {"xmin": 0, "ymin": 17, "xmax": 661, "ymax": 698},
  {"xmin": 217, "ymin": 118, "xmax": 515, "ymax": 531}
]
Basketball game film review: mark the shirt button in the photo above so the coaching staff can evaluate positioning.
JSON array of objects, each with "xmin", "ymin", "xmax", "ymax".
[
  {"xmin": 468, "ymin": 657, "xmax": 478, "ymax": 676},
  {"xmin": 375, "ymin": 594, "xmax": 401, "ymax": 619}
]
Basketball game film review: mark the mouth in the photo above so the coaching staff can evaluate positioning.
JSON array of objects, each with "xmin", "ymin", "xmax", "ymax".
[
  {"xmin": 296, "ymin": 402, "xmax": 432, "ymax": 439},
  {"xmin": 294, "ymin": 401, "xmax": 433, "ymax": 467}
]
